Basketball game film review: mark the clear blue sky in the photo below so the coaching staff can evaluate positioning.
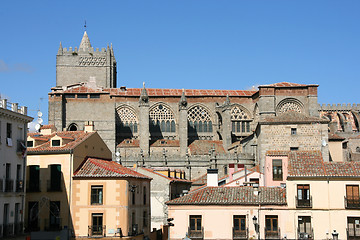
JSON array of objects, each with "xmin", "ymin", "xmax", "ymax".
[{"xmin": 1, "ymin": 0, "xmax": 359, "ymax": 124}]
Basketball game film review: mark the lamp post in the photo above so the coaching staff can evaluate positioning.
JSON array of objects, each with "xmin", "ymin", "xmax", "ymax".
[{"xmin": 253, "ymin": 216, "xmax": 259, "ymax": 240}]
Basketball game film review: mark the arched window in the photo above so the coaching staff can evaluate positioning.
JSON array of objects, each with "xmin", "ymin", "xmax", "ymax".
[
  {"xmin": 231, "ymin": 106, "xmax": 251, "ymax": 133},
  {"xmin": 68, "ymin": 123, "xmax": 78, "ymax": 131},
  {"xmin": 149, "ymin": 104, "xmax": 176, "ymax": 133},
  {"xmin": 188, "ymin": 105, "xmax": 212, "ymax": 133},
  {"xmin": 116, "ymin": 107, "xmax": 138, "ymax": 135},
  {"xmin": 276, "ymin": 98, "xmax": 304, "ymax": 114}
]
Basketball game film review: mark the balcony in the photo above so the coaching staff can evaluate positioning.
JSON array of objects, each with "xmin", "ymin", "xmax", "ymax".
[
  {"xmin": 265, "ymin": 227, "xmax": 280, "ymax": 239},
  {"xmin": 188, "ymin": 227, "xmax": 204, "ymax": 240},
  {"xmin": 47, "ymin": 180, "xmax": 62, "ymax": 192},
  {"xmin": 16, "ymin": 180, "xmax": 23, "ymax": 192},
  {"xmin": 5, "ymin": 179, "xmax": 14, "ymax": 192},
  {"xmin": 296, "ymin": 196, "xmax": 312, "ymax": 208},
  {"xmin": 3, "ymin": 223, "xmax": 14, "ymax": 237},
  {"xmin": 298, "ymin": 228, "xmax": 313, "ymax": 239},
  {"xmin": 26, "ymin": 180, "xmax": 41, "ymax": 192},
  {"xmin": 233, "ymin": 227, "xmax": 248, "ymax": 239},
  {"xmin": 345, "ymin": 197, "xmax": 360, "ymax": 209},
  {"xmin": 347, "ymin": 227, "xmax": 360, "ymax": 239},
  {"xmin": 44, "ymin": 218, "xmax": 62, "ymax": 231},
  {"xmin": 88, "ymin": 225, "xmax": 106, "ymax": 237}
]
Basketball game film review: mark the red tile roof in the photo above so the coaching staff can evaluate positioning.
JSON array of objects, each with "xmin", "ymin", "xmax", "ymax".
[
  {"xmin": 260, "ymin": 82, "xmax": 310, "ymax": 87},
  {"xmin": 150, "ymin": 139, "xmax": 180, "ymax": 147},
  {"xmin": 188, "ymin": 140, "xmax": 225, "ymax": 155},
  {"xmin": 74, "ymin": 157, "xmax": 151, "ymax": 179},
  {"xmin": 40, "ymin": 124, "xmax": 57, "ymax": 130},
  {"xmin": 117, "ymin": 139, "xmax": 140, "ymax": 148},
  {"xmin": 27, "ymin": 131, "xmax": 95, "ymax": 153},
  {"xmin": 328, "ymin": 133, "xmax": 345, "ymax": 141},
  {"xmin": 166, "ymin": 186, "xmax": 286, "ymax": 205},
  {"xmin": 287, "ymin": 151, "xmax": 360, "ymax": 178}
]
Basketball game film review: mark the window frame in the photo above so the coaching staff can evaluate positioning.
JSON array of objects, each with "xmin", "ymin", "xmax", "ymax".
[
  {"xmin": 233, "ymin": 215, "xmax": 246, "ymax": 232},
  {"xmin": 91, "ymin": 185, "xmax": 103, "ymax": 205},
  {"xmin": 272, "ymin": 159, "xmax": 283, "ymax": 181},
  {"xmin": 189, "ymin": 215, "xmax": 202, "ymax": 232}
]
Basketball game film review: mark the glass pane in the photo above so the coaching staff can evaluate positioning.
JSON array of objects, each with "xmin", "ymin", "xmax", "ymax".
[
  {"xmin": 196, "ymin": 218, "xmax": 201, "ymax": 230},
  {"xmin": 273, "ymin": 219, "xmax": 278, "ymax": 230},
  {"xmin": 234, "ymin": 218, "xmax": 239, "ymax": 230},
  {"xmin": 190, "ymin": 218, "xmax": 195, "ymax": 230},
  {"xmin": 240, "ymin": 219, "xmax": 246, "ymax": 230},
  {"xmin": 266, "ymin": 219, "xmax": 271, "ymax": 230}
]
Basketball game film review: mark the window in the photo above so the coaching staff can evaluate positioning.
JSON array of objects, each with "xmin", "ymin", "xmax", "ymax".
[
  {"xmin": 189, "ymin": 215, "xmax": 202, "ymax": 231},
  {"xmin": 49, "ymin": 201, "xmax": 61, "ymax": 230},
  {"xmin": 91, "ymin": 186, "xmax": 103, "ymax": 205},
  {"xmin": 91, "ymin": 213, "xmax": 103, "ymax": 236},
  {"xmin": 231, "ymin": 106, "xmax": 251, "ymax": 133},
  {"xmin": 116, "ymin": 107, "xmax": 138, "ymax": 140},
  {"xmin": 65, "ymin": 94, "xmax": 75, "ymax": 98},
  {"xmin": 6, "ymin": 123, "xmax": 12, "ymax": 146},
  {"xmin": 233, "ymin": 215, "xmax": 246, "ymax": 231},
  {"xmin": 297, "ymin": 185, "xmax": 311, "ymax": 207},
  {"xmin": 49, "ymin": 164, "xmax": 61, "ymax": 191},
  {"xmin": 290, "ymin": 147, "xmax": 299, "ymax": 151},
  {"xmin": 16, "ymin": 164, "xmax": 22, "ymax": 192},
  {"xmin": 28, "ymin": 202, "xmax": 39, "ymax": 231},
  {"xmin": 5, "ymin": 163, "xmax": 12, "ymax": 192},
  {"xmin": 188, "ymin": 106, "xmax": 212, "ymax": 133},
  {"xmin": 90, "ymin": 94, "xmax": 100, "ymax": 99},
  {"xmin": 132, "ymin": 189, "xmax": 135, "ymax": 205},
  {"xmin": 298, "ymin": 216, "xmax": 312, "ymax": 238},
  {"xmin": 272, "ymin": 159, "xmax": 283, "ymax": 181},
  {"xmin": 68, "ymin": 123, "xmax": 78, "ymax": 131},
  {"xmin": 346, "ymin": 185, "xmax": 360, "ymax": 208},
  {"xmin": 143, "ymin": 211, "xmax": 148, "ymax": 227},
  {"xmin": 143, "ymin": 186, "xmax": 147, "ymax": 205},
  {"xmin": 291, "ymin": 128, "xmax": 297, "ymax": 135},
  {"xmin": 27, "ymin": 141, "xmax": 34, "ymax": 147},
  {"xmin": 52, "ymin": 140, "xmax": 61, "ymax": 146},
  {"xmin": 77, "ymin": 94, "xmax": 88, "ymax": 98},
  {"xmin": 149, "ymin": 104, "xmax": 176, "ymax": 133},
  {"xmin": 348, "ymin": 217, "xmax": 360, "ymax": 238},
  {"xmin": 265, "ymin": 215, "xmax": 278, "ymax": 237},
  {"xmin": 28, "ymin": 165, "xmax": 40, "ymax": 192}
]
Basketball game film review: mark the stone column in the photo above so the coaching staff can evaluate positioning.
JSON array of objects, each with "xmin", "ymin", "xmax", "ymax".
[
  {"xmin": 139, "ymin": 83, "xmax": 150, "ymax": 156},
  {"xmin": 179, "ymin": 90, "xmax": 188, "ymax": 156},
  {"xmin": 222, "ymin": 95, "xmax": 232, "ymax": 151}
]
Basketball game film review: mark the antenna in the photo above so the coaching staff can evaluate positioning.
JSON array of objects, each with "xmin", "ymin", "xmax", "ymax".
[{"xmin": 84, "ymin": 20, "xmax": 87, "ymax": 31}]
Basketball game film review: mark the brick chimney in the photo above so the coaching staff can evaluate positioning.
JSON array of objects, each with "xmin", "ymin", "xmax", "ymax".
[{"xmin": 84, "ymin": 121, "xmax": 95, "ymax": 132}]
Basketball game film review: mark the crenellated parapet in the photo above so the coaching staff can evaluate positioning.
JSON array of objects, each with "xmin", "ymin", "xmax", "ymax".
[{"xmin": 319, "ymin": 103, "xmax": 360, "ymax": 111}]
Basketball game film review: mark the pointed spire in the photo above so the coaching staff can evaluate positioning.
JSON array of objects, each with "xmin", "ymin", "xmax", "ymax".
[
  {"xmin": 179, "ymin": 88, "xmax": 187, "ymax": 109},
  {"xmin": 139, "ymin": 82, "xmax": 149, "ymax": 105},
  {"xmin": 79, "ymin": 31, "xmax": 92, "ymax": 50},
  {"xmin": 57, "ymin": 42, "xmax": 63, "ymax": 55}
]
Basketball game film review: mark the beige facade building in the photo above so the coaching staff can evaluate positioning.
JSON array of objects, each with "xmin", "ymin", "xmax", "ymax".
[
  {"xmin": 72, "ymin": 157, "xmax": 151, "ymax": 238},
  {"xmin": 25, "ymin": 123, "xmax": 112, "ymax": 237},
  {"xmin": 0, "ymin": 98, "xmax": 33, "ymax": 238}
]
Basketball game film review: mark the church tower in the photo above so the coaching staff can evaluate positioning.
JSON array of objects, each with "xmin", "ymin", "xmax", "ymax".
[{"xmin": 56, "ymin": 31, "xmax": 117, "ymax": 88}]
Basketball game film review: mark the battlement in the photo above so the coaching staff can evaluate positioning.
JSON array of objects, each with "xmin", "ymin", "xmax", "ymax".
[
  {"xmin": 0, "ymin": 98, "xmax": 28, "ymax": 115},
  {"xmin": 58, "ymin": 46, "xmax": 109, "ymax": 55},
  {"xmin": 319, "ymin": 103, "xmax": 360, "ymax": 111}
]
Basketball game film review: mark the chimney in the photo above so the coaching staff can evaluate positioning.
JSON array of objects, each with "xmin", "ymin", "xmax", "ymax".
[
  {"xmin": 207, "ymin": 169, "xmax": 218, "ymax": 187},
  {"xmin": 84, "ymin": 121, "xmax": 95, "ymax": 132}
]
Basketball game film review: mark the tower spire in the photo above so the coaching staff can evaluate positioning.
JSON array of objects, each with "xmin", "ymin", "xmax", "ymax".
[
  {"xmin": 79, "ymin": 31, "xmax": 91, "ymax": 50},
  {"xmin": 57, "ymin": 42, "xmax": 63, "ymax": 55}
]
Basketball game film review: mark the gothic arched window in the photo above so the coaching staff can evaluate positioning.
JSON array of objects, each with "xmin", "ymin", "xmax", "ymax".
[
  {"xmin": 276, "ymin": 98, "xmax": 304, "ymax": 115},
  {"xmin": 149, "ymin": 104, "xmax": 176, "ymax": 133},
  {"xmin": 116, "ymin": 107, "xmax": 138, "ymax": 135},
  {"xmin": 231, "ymin": 106, "xmax": 251, "ymax": 133},
  {"xmin": 188, "ymin": 105, "xmax": 212, "ymax": 133}
]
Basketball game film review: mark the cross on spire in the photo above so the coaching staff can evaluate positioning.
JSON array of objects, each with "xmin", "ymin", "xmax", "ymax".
[{"xmin": 84, "ymin": 20, "xmax": 87, "ymax": 31}]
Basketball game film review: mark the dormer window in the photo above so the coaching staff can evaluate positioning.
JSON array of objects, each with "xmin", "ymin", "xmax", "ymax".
[
  {"xmin": 27, "ymin": 141, "xmax": 34, "ymax": 148},
  {"xmin": 52, "ymin": 140, "xmax": 61, "ymax": 147}
]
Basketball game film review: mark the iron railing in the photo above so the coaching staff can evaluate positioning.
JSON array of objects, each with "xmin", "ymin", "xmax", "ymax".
[
  {"xmin": 188, "ymin": 227, "xmax": 204, "ymax": 240},
  {"xmin": 347, "ymin": 227, "xmax": 360, "ymax": 239},
  {"xmin": 88, "ymin": 225, "xmax": 106, "ymax": 237},
  {"xmin": 297, "ymin": 227, "xmax": 313, "ymax": 239},
  {"xmin": 14, "ymin": 222, "xmax": 23, "ymax": 234},
  {"xmin": 26, "ymin": 180, "xmax": 41, "ymax": 192},
  {"xmin": 296, "ymin": 196, "xmax": 312, "ymax": 208},
  {"xmin": 47, "ymin": 180, "xmax": 62, "ymax": 192},
  {"xmin": 345, "ymin": 197, "xmax": 360, "ymax": 209},
  {"xmin": 265, "ymin": 227, "xmax": 280, "ymax": 239},
  {"xmin": 5, "ymin": 179, "xmax": 14, "ymax": 192},
  {"xmin": 3, "ymin": 223, "xmax": 14, "ymax": 237},
  {"xmin": 233, "ymin": 227, "xmax": 248, "ymax": 239}
]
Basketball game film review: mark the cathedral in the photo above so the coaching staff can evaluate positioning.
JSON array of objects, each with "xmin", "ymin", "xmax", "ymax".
[{"xmin": 48, "ymin": 31, "xmax": 360, "ymax": 179}]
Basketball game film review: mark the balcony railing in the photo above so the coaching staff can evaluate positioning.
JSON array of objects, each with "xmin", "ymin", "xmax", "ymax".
[
  {"xmin": 296, "ymin": 196, "xmax": 312, "ymax": 208},
  {"xmin": 14, "ymin": 222, "xmax": 23, "ymax": 235},
  {"xmin": 265, "ymin": 227, "xmax": 280, "ymax": 239},
  {"xmin": 88, "ymin": 225, "xmax": 106, "ymax": 237},
  {"xmin": 298, "ymin": 227, "xmax": 313, "ymax": 239},
  {"xmin": 188, "ymin": 227, "xmax": 204, "ymax": 240},
  {"xmin": 26, "ymin": 180, "xmax": 41, "ymax": 192},
  {"xmin": 47, "ymin": 180, "xmax": 62, "ymax": 192},
  {"xmin": 233, "ymin": 227, "xmax": 248, "ymax": 239},
  {"xmin": 345, "ymin": 197, "xmax": 360, "ymax": 209},
  {"xmin": 3, "ymin": 223, "xmax": 14, "ymax": 237},
  {"xmin": 16, "ymin": 180, "xmax": 23, "ymax": 192},
  {"xmin": 44, "ymin": 218, "xmax": 62, "ymax": 231},
  {"xmin": 5, "ymin": 179, "xmax": 14, "ymax": 192}
]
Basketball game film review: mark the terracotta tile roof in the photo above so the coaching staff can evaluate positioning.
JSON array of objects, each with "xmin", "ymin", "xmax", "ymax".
[
  {"xmin": 191, "ymin": 173, "xmax": 207, "ymax": 185},
  {"xmin": 27, "ymin": 131, "xmax": 95, "ymax": 153},
  {"xmin": 74, "ymin": 157, "xmax": 151, "ymax": 179},
  {"xmin": 266, "ymin": 150, "xmax": 290, "ymax": 156},
  {"xmin": 150, "ymin": 139, "xmax": 180, "ymax": 147},
  {"xmin": 140, "ymin": 168, "xmax": 192, "ymax": 183},
  {"xmin": 52, "ymin": 85, "xmax": 104, "ymax": 94},
  {"xmin": 40, "ymin": 124, "xmax": 57, "ymax": 130},
  {"xmin": 260, "ymin": 82, "xmax": 309, "ymax": 87},
  {"xmin": 166, "ymin": 186, "xmax": 286, "ymax": 205},
  {"xmin": 328, "ymin": 133, "xmax": 345, "ymax": 141},
  {"xmin": 188, "ymin": 140, "xmax": 225, "ymax": 155},
  {"xmin": 288, "ymin": 151, "xmax": 360, "ymax": 178},
  {"xmin": 261, "ymin": 112, "xmax": 329, "ymax": 124},
  {"xmin": 117, "ymin": 139, "xmax": 140, "ymax": 148}
]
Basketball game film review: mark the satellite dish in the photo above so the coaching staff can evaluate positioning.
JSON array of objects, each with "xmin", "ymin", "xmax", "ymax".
[
  {"xmin": 115, "ymin": 151, "xmax": 120, "ymax": 157},
  {"xmin": 37, "ymin": 111, "xmax": 43, "ymax": 117},
  {"xmin": 35, "ymin": 124, "xmax": 41, "ymax": 131},
  {"xmin": 37, "ymin": 118, "xmax": 43, "ymax": 124},
  {"xmin": 321, "ymin": 139, "xmax": 327, "ymax": 147}
]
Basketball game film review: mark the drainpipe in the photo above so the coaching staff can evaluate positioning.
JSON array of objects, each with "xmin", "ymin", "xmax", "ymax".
[{"xmin": 68, "ymin": 150, "xmax": 74, "ymax": 239}]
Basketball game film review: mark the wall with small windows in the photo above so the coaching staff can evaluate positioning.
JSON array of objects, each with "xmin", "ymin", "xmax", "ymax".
[{"xmin": 264, "ymin": 156, "xmax": 288, "ymax": 187}]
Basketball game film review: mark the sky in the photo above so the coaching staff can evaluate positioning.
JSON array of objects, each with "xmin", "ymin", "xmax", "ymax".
[{"xmin": 1, "ymin": 0, "xmax": 359, "ymax": 125}]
